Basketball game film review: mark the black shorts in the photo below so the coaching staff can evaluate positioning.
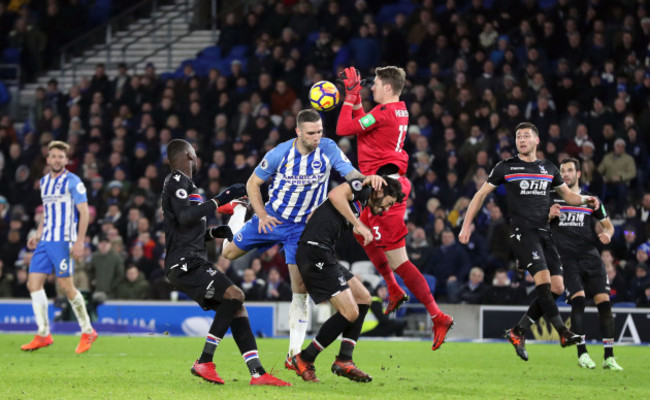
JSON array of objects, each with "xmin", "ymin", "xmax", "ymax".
[
  {"xmin": 295, "ymin": 244, "xmax": 354, "ymax": 304},
  {"xmin": 510, "ymin": 227, "xmax": 563, "ymax": 277},
  {"xmin": 166, "ymin": 258, "xmax": 234, "ymax": 311},
  {"xmin": 563, "ymin": 256, "xmax": 610, "ymax": 300}
]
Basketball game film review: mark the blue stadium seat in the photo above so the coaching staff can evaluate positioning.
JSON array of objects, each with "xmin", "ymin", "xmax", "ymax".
[
  {"xmin": 612, "ymin": 302, "xmax": 637, "ymax": 308},
  {"xmin": 0, "ymin": 82, "xmax": 11, "ymax": 108},
  {"xmin": 228, "ymin": 45, "xmax": 249, "ymax": 60},
  {"xmin": 375, "ymin": 3, "xmax": 419, "ymax": 25},
  {"xmin": 159, "ymin": 72, "xmax": 175, "ymax": 82},
  {"xmin": 88, "ymin": 0, "xmax": 112, "ymax": 26},
  {"xmin": 2, "ymin": 47, "xmax": 21, "ymax": 64},
  {"xmin": 197, "ymin": 46, "xmax": 222, "ymax": 61}
]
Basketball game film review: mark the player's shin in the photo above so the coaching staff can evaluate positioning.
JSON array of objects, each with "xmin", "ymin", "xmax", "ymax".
[
  {"xmin": 570, "ymin": 296, "xmax": 587, "ymax": 356},
  {"xmin": 199, "ymin": 298, "xmax": 242, "ymax": 363},
  {"xmin": 597, "ymin": 301, "xmax": 615, "ymax": 358},
  {"xmin": 356, "ymin": 235, "xmax": 402, "ymax": 298},
  {"xmin": 302, "ymin": 313, "xmax": 350, "ymax": 362},
  {"xmin": 30, "ymin": 289, "xmax": 50, "ymax": 336},
  {"xmin": 223, "ymin": 203, "xmax": 247, "ymax": 249},
  {"xmin": 288, "ymin": 293, "xmax": 310, "ymax": 358},
  {"xmin": 338, "ymin": 304, "xmax": 369, "ymax": 361},
  {"xmin": 69, "ymin": 291, "xmax": 93, "ymax": 334},
  {"xmin": 395, "ymin": 261, "xmax": 441, "ymax": 317},
  {"xmin": 230, "ymin": 316, "xmax": 266, "ymax": 377},
  {"xmin": 535, "ymin": 283, "xmax": 567, "ymax": 333},
  {"xmin": 514, "ymin": 291, "xmax": 561, "ymax": 334}
]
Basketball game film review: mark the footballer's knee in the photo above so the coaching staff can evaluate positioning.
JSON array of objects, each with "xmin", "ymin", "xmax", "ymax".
[{"xmin": 223, "ymin": 285, "xmax": 245, "ymax": 303}]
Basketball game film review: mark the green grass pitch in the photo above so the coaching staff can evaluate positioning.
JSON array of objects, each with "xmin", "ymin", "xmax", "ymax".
[{"xmin": 1, "ymin": 334, "xmax": 647, "ymax": 400}]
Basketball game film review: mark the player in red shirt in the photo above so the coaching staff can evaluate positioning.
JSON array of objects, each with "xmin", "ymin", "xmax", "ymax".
[{"xmin": 336, "ymin": 66, "xmax": 453, "ymax": 350}]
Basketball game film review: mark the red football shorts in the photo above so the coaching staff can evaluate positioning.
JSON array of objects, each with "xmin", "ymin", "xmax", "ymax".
[{"xmin": 359, "ymin": 176, "xmax": 411, "ymax": 251}]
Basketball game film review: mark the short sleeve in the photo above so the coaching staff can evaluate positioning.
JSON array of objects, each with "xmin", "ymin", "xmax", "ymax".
[
  {"xmin": 550, "ymin": 163, "xmax": 564, "ymax": 187},
  {"xmin": 349, "ymin": 179, "xmax": 370, "ymax": 202},
  {"xmin": 68, "ymin": 174, "xmax": 88, "ymax": 204},
  {"xmin": 487, "ymin": 161, "xmax": 506, "ymax": 187},
  {"xmin": 254, "ymin": 144, "xmax": 284, "ymax": 181},
  {"xmin": 167, "ymin": 173, "xmax": 191, "ymax": 215},
  {"xmin": 323, "ymin": 139, "xmax": 354, "ymax": 177}
]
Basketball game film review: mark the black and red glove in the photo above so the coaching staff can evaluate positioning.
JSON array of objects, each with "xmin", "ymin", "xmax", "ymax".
[{"xmin": 339, "ymin": 66, "xmax": 363, "ymax": 104}]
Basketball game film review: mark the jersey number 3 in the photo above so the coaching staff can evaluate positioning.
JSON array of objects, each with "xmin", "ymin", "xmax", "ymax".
[{"xmin": 395, "ymin": 125, "xmax": 408, "ymax": 152}]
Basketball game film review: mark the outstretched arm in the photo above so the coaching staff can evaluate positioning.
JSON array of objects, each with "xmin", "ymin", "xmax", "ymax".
[{"xmin": 555, "ymin": 184, "xmax": 600, "ymax": 209}]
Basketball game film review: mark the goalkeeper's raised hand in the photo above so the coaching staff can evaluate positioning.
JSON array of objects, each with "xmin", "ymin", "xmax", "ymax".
[{"xmin": 339, "ymin": 66, "xmax": 363, "ymax": 104}]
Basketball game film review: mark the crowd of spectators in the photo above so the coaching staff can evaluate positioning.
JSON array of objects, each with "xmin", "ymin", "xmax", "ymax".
[
  {"xmin": 1, "ymin": 0, "xmax": 650, "ymax": 307},
  {"xmin": 0, "ymin": 0, "xmax": 95, "ymax": 81}
]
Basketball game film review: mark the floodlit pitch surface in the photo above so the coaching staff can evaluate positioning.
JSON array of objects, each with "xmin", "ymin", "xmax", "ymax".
[{"xmin": 1, "ymin": 335, "xmax": 647, "ymax": 399}]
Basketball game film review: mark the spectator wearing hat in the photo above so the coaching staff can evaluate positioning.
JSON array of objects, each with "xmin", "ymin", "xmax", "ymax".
[
  {"xmin": 88, "ymin": 235, "xmax": 124, "ymax": 301},
  {"xmin": 598, "ymin": 137, "xmax": 636, "ymax": 215}
]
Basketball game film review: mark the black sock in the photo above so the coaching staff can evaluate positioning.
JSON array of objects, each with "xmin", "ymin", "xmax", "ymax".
[
  {"xmin": 534, "ymin": 283, "xmax": 567, "ymax": 333},
  {"xmin": 571, "ymin": 296, "xmax": 587, "ymax": 356},
  {"xmin": 230, "ymin": 316, "xmax": 266, "ymax": 377},
  {"xmin": 302, "ymin": 312, "xmax": 350, "ymax": 363},
  {"xmin": 338, "ymin": 304, "xmax": 369, "ymax": 361},
  {"xmin": 515, "ymin": 292, "xmax": 561, "ymax": 335},
  {"xmin": 597, "ymin": 301, "xmax": 615, "ymax": 358},
  {"xmin": 198, "ymin": 298, "xmax": 242, "ymax": 363}
]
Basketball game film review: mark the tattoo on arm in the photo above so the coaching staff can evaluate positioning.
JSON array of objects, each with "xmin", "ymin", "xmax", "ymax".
[{"xmin": 344, "ymin": 169, "xmax": 364, "ymax": 182}]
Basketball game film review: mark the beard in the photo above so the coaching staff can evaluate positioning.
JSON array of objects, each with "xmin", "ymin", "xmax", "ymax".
[
  {"xmin": 191, "ymin": 162, "xmax": 198, "ymax": 176},
  {"xmin": 50, "ymin": 165, "xmax": 64, "ymax": 173}
]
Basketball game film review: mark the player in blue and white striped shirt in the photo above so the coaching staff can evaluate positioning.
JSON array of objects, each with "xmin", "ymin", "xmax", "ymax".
[
  {"xmin": 21, "ymin": 141, "xmax": 97, "ymax": 354},
  {"xmin": 222, "ymin": 109, "xmax": 374, "ymax": 367}
]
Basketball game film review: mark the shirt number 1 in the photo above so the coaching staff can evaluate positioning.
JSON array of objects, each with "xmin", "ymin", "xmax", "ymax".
[{"xmin": 395, "ymin": 125, "xmax": 408, "ymax": 152}]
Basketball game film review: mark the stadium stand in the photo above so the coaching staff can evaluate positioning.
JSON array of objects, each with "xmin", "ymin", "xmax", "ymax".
[{"xmin": 1, "ymin": 0, "xmax": 650, "ymax": 309}]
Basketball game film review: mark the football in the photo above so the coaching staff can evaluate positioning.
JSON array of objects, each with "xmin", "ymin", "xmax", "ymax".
[{"xmin": 309, "ymin": 80, "xmax": 340, "ymax": 112}]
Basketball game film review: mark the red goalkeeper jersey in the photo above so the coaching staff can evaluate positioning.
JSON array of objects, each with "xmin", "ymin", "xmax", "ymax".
[{"xmin": 336, "ymin": 101, "xmax": 410, "ymax": 176}]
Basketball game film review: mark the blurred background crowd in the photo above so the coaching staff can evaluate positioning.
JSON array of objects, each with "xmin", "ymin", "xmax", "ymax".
[{"xmin": 1, "ymin": 0, "xmax": 650, "ymax": 309}]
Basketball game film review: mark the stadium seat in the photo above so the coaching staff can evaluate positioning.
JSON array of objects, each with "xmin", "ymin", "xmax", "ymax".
[
  {"xmin": 2, "ymin": 47, "xmax": 21, "ymax": 64},
  {"xmin": 351, "ymin": 261, "xmax": 377, "ymax": 276},
  {"xmin": 227, "ymin": 45, "xmax": 249, "ymax": 60},
  {"xmin": 197, "ymin": 46, "xmax": 221, "ymax": 61},
  {"xmin": 0, "ymin": 82, "xmax": 10, "ymax": 108},
  {"xmin": 363, "ymin": 274, "xmax": 383, "ymax": 290},
  {"xmin": 88, "ymin": 0, "xmax": 112, "ymax": 26},
  {"xmin": 612, "ymin": 302, "xmax": 637, "ymax": 308},
  {"xmin": 375, "ymin": 3, "xmax": 418, "ymax": 25}
]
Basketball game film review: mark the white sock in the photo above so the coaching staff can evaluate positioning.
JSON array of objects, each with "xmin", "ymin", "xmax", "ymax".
[
  {"xmin": 223, "ymin": 204, "xmax": 247, "ymax": 249},
  {"xmin": 69, "ymin": 291, "xmax": 93, "ymax": 334},
  {"xmin": 288, "ymin": 293, "xmax": 310, "ymax": 358},
  {"xmin": 30, "ymin": 289, "xmax": 49, "ymax": 336}
]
